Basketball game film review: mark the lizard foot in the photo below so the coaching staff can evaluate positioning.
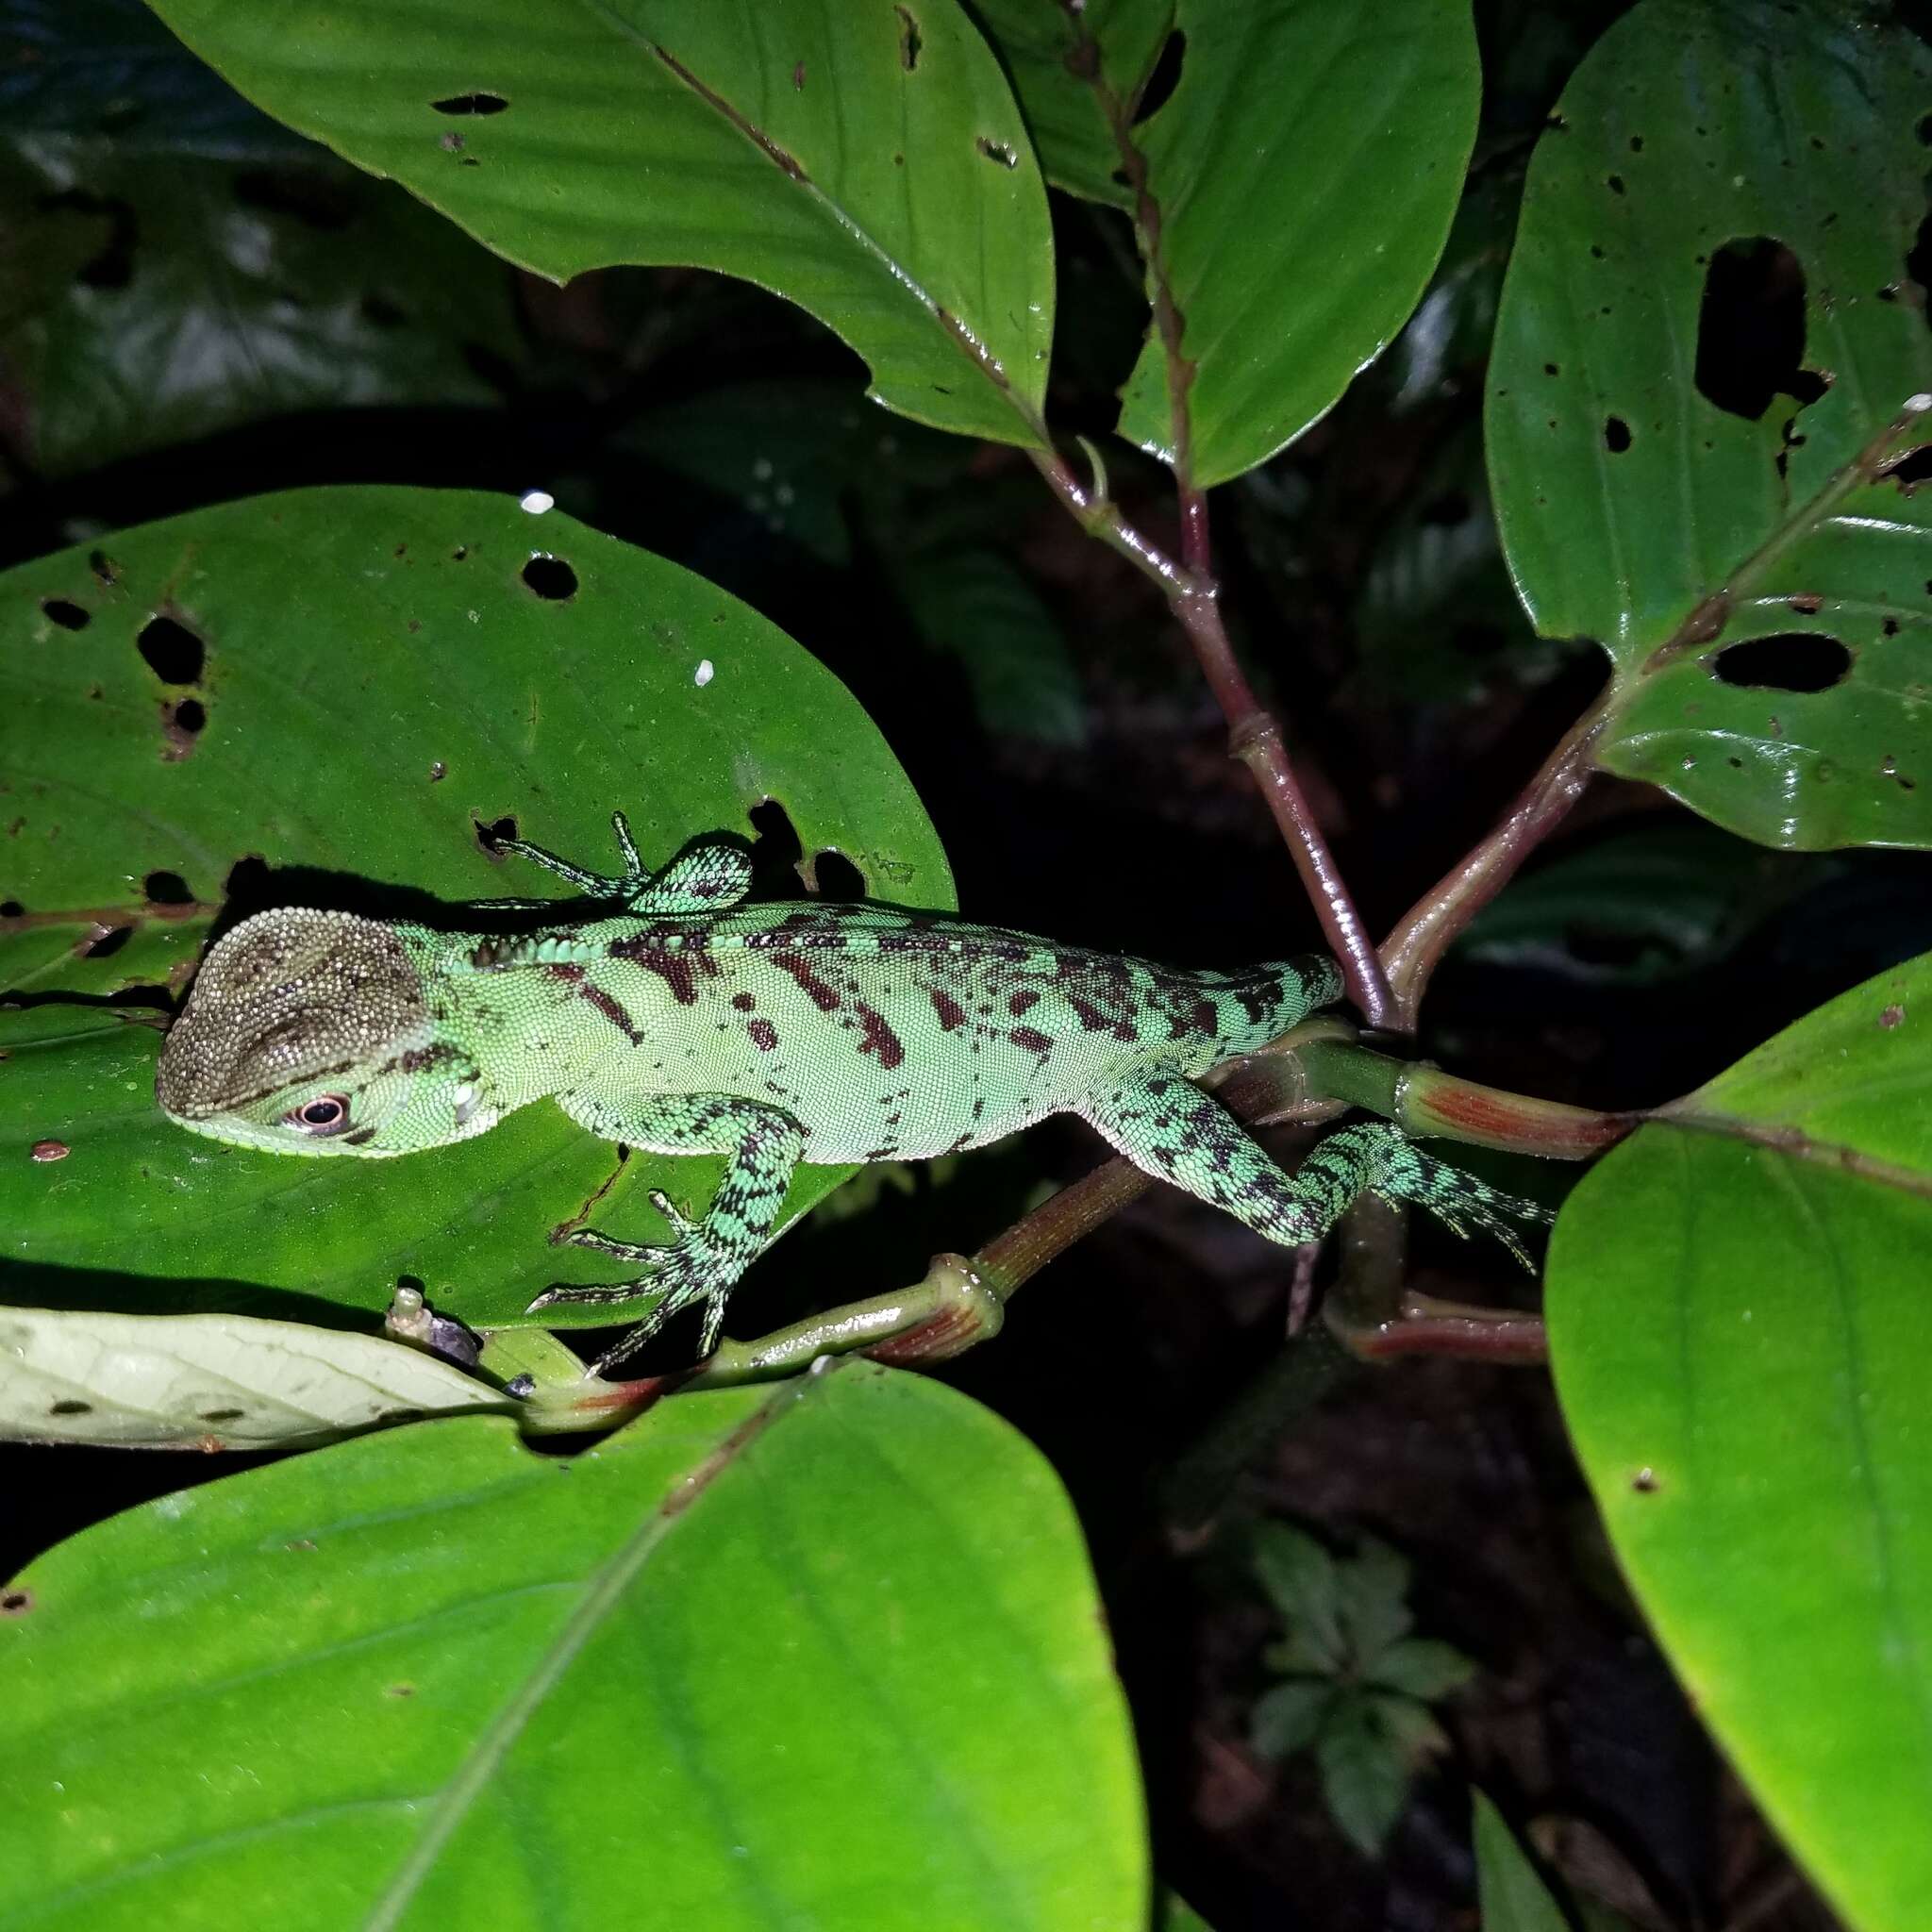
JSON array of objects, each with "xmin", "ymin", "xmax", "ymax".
[
  {"xmin": 527, "ymin": 1226, "xmax": 738, "ymax": 1365},
  {"xmin": 1374, "ymin": 1150, "xmax": 1553, "ymax": 1271}
]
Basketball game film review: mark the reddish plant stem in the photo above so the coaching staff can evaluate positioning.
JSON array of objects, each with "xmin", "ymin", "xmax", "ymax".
[
  {"xmin": 1030, "ymin": 23, "xmax": 1395, "ymax": 1026},
  {"xmin": 1377, "ymin": 395, "xmax": 1932, "ymax": 1029},
  {"xmin": 1337, "ymin": 1292, "xmax": 1549, "ymax": 1364},
  {"xmin": 1379, "ymin": 691, "xmax": 1610, "ymax": 1030}
]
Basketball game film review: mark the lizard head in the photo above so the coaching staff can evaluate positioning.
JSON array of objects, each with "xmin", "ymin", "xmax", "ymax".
[{"xmin": 158, "ymin": 908, "xmax": 479, "ymax": 1157}]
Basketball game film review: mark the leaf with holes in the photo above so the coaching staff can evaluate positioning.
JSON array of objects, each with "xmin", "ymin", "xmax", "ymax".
[
  {"xmin": 0, "ymin": 1305, "xmax": 515, "ymax": 1448},
  {"xmin": 1548, "ymin": 951, "xmax": 1932, "ymax": 1932},
  {"xmin": 142, "ymin": 0, "xmax": 1054, "ymax": 450},
  {"xmin": 0, "ymin": 1363, "xmax": 1148, "ymax": 1929},
  {"xmin": 0, "ymin": 487, "xmax": 951, "ymax": 1330},
  {"xmin": 1110, "ymin": 0, "xmax": 1477, "ymax": 487},
  {"xmin": 0, "ymin": 142, "xmax": 523, "ymax": 477},
  {"xmin": 967, "ymin": 0, "xmax": 1173, "ymax": 209},
  {"xmin": 1487, "ymin": 0, "xmax": 1932, "ymax": 851}
]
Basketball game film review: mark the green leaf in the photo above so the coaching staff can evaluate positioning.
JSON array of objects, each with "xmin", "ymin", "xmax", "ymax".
[
  {"xmin": 1250, "ymin": 1520, "xmax": 1344, "ymax": 1668},
  {"xmin": 967, "ymin": 0, "xmax": 1172, "ymax": 209},
  {"xmin": 0, "ymin": 487, "xmax": 950, "ymax": 1330},
  {"xmin": 1487, "ymin": 0, "xmax": 1932, "ymax": 852},
  {"xmin": 1369, "ymin": 1638, "xmax": 1474, "ymax": 1703},
  {"xmin": 143, "ymin": 0, "xmax": 1055, "ymax": 450},
  {"xmin": 0, "ymin": 142, "xmax": 522, "ymax": 476},
  {"xmin": 1472, "ymin": 1790, "xmax": 1572, "ymax": 1932},
  {"xmin": 1548, "ymin": 952, "xmax": 1932, "ymax": 1932},
  {"xmin": 1250, "ymin": 1678, "xmax": 1333, "ymax": 1759},
  {"xmin": 0, "ymin": 1305, "xmax": 513, "ymax": 1448},
  {"xmin": 1154, "ymin": 1890, "xmax": 1220, "ymax": 1932},
  {"xmin": 1456, "ymin": 822, "xmax": 1807, "ymax": 989},
  {"xmin": 1314, "ymin": 1694, "xmax": 1412, "ymax": 1857},
  {"xmin": 1331, "ymin": 1534, "xmax": 1413, "ymax": 1668},
  {"xmin": 0, "ymin": 1362, "xmax": 1148, "ymax": 1929},
  {"xmin": 894, "ymin": 546, "xmax": 1087, "ymax": 747},
  {"xmin": 1113, "ymin": 0, "xmax": 1477, "ymax": 487},
  {"xmin": 0, "ymin": 0, "xmax": 312, "ymax": 159},
  {"xmin": 626, "ymin": 376, "xmax": 983, "ymax": 572}
]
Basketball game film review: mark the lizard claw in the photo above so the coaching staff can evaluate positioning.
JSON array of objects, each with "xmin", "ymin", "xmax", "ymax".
[
  {"xmin": 647, "ymin": 1189, "xmax": 697, "ymax": 1238},
  {"xmin": 558, "ymin": 1225, "xmax": 660, "ymax": 1263},
  {"xmin": 586, "ymin": 1284, "xmax": 728, "ymax": 1375}
]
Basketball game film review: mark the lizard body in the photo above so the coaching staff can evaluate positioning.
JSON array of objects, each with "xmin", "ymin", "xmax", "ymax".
[{"xmin": 158, "ymin": 816, "xmax": 1544, "ymax": 1367}]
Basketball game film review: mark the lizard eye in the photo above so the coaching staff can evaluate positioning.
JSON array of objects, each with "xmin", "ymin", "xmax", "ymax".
[{"xmin": 288, "ymin": 1094, "xmax": 351, "ymax": 1134}]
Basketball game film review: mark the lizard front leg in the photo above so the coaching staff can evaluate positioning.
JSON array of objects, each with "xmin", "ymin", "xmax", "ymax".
[
  {"xmin": 1080, "ymin": 1071, "xmax": 1548, "ymax": 1261},
  {"xmin": 531, "ymin": 1092, "xmax": 805, "ymax": 1368}
]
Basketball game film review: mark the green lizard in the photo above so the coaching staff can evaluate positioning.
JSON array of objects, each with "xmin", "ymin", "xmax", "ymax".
[{"xmin": 156, "ymin": 814, "xmax": 1545, "ymax": 1372}]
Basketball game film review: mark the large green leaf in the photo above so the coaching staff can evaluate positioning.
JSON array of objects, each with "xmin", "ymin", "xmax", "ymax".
[
  {"xmin": 1112, "ymin": 0, "xmax": 1477, "ymax": 487},
  {"xmin": 1548, "ymin": 952, "xmax": 1932, "ymax": 1932},
  {"xmin": 1487, "ymin": 0, "xmax": 1932, "ymax": 851},
  {"xmin": 1, "ymin": 487, "xmax": 950, "ymax": 1330},
  {"xmin": 142, "ymin": 0, "xmax": 1055, "ymax": 450},
  {"xmin": 0, "ymin": 142, "xmax": 522, "ymax": 476},
  {"xmin": 0, "ymin": 1363, "xmax": 1148, "ymax": 1929},
  {"xmin": 967, "ymin": 0, "xmax": 1172, "ymax": 209}
]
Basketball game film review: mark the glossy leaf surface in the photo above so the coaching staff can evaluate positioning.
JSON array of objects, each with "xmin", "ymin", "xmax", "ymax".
[
  {"xmin": 1, "ymin": 488, "xmax": 950, "ymax": 1329},
  {"xmin": 143, "ymin": 0, "xmax": 1055, "ymax": 448},
  {"xmin": 0, "ymin": 1364, "xmax": 1146, "ymax": 1929},
  {"xmin": 1549, "ymin": 952, "xmax": 1932, "ymax": 1932},
  {"xmin": 1488, "ymin": 0, "xmax": 1932, "ymax": 850},
  {"xmin": 1114, "ymin": 0, "xmax": 1477, "ymax": 486},
  {"xmin": 968, "ymin": 0, "xmax": 1171, "ymax": 208}
]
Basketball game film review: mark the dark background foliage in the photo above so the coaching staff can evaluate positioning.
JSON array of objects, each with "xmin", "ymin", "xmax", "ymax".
[{"xmin": 5, "ymin": 1, "xmax": 1929, "ymax": 1924}]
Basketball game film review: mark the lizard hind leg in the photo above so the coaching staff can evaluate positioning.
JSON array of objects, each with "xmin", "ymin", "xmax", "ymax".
[{"xmin": 1080, "ymin": 1071, "xmax": 1549, "ymax": 1263}]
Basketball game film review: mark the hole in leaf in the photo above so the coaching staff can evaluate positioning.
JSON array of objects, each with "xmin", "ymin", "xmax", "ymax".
[
  {"xmin": 521, "ymin": 555, "xmax": 578, "ymax": 600},
  {"xmin": 475, "ymin": 814, "xmax": 519, "ymax": 857},
  {"xmin": 1603, "ymin": 416, "xmax": 1632, "ymax": 453},
  {"xmin": 1919, "ymin": 111, "xmax": 1932, "ymax": 146},
  {"xmin": 975, "ymin": 136, "xmax": 1018, "ymax": 168},
  {"xmin": 48, "ymin": 1399, "xmax": 92, "ymax": 1416},
  {"xmin": 747, "ymin": 799, "xmax": 808, "ymax": 899},
  {"xmin": 1889, "ymin": 445, "xmax": 1932, "ymax": 491},
  {"xmin": 894, "ymin": 5, "xmax": 922, "ymax": 71},
  {"xmin": 232, "ymin": 169, "xmax": 354, "ymax": 231},
  {"xmin": 1907, "ymin": 210, "xmax": 1932, "ymax": 311},
  {"xmin": 1607, "ymin": 173, "xmax": 1625, "ymax": 194},
  {"xmin": 38, "ymin": 189, "xmax": 137, "ymax": 289},
  {"xmin": 137, "ymin": 615, "xmax": 204, "ymax": 685},
  {"xmin": 143, "ymin": 870, "xmax": 192, "ymax": 906},
  {"xmin": 89, "ymin": 549, "xmax": 120, "ymax": 586},
  {"xmin": 42, "ymin": 597, "xmax": 90, "ymax": 630},
  {"xmin": 82, "ymin": 924, "xmax": 132, "ymax": 959},
  {"xmin": 0, "ymin": 901, "xmax": 23, "ymax": 919},
  {"xmin": 431, "ymin": 92, "xmax": 508, "ymax": 115},
  {"xmin": 1, "ymin": 1591, "xmax": 32, "ymax": 1616},
  {"xmin": 808, "ymin": 849, "xmax": 866, "ymax": 899},
  {"xmin": 171, "ymin": 697, "xmax": 208, "ymax": 737},
  {"xmin": 1133, "ymin": 31, "xmax": 1186, "ymax": 125},
  {"xmin": 1694, "ymin": 238, "xmax": 1827, "ymax": 421},
  {"xmin": 1561, "ymin": 923, "xmax": 1655, "ymax": 970},
  {"xmin": 1714, "ymin": 633, "xmax": 1851, "ymax": 691}
]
